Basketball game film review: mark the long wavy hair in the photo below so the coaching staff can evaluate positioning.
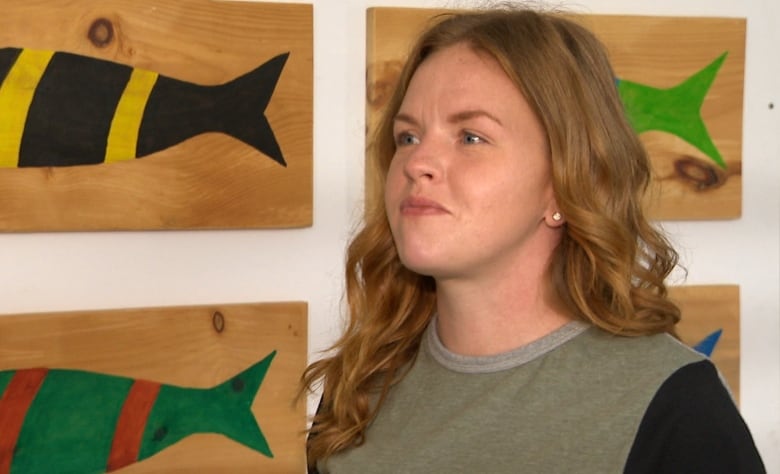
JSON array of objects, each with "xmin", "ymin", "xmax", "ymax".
[{"xmin": 300, "ymin": 6, "xmax": 681, "ymax": 467}]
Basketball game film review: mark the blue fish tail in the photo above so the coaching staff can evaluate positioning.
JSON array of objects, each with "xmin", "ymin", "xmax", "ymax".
[{"xmin": 693, "ymin": 329, "xmax": 723, "ymax": 357}]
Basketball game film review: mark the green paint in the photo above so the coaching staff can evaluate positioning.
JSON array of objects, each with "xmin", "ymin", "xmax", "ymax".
[
  {"xmin": 139, "ymin": 350, "xmax": 276, "ymax": 460},
  {"xmin": 12, "ymin": 370, "xmax": 132, "ymax": 474},
  {"xmin": 618, "ymin": 52, "xmax": 728, "ymax": 168},
  {"xmin": 2, "ymin": 350, "xmax": 276, "ymax": 473},
  {"xmin": 0, "ymin": 369, "xmax": 13, "ymax": 397}
]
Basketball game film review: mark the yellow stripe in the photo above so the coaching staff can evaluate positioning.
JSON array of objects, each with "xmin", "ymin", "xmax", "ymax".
[
  {"xmin": 0, "ymin": 49, "xmax": 54, "ymax": 168},
  {"xmin": 105, "ymin": 68, "xmax": 158, "ymax": 163}
]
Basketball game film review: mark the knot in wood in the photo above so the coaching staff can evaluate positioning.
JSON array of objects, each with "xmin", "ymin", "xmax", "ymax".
[
  {"xmin": 88, "ymin": 18, "xmax": 114, "ymax": 48},
  {"xmin": 212, "ymin": 311, "xmax": 226, "ymax": 333}
]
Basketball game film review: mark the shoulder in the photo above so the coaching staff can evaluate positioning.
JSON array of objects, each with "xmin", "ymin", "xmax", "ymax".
[
  {"xmin": 576, "ymin": 327, "xmax": 704, "ymax": 365},
  {"xmin": 562, "ymin": 327, "xmax": 706, "ymax": 387},
  {"xmin": 624, "ymin": 360, "xmax": 765, "ymax": 473}
]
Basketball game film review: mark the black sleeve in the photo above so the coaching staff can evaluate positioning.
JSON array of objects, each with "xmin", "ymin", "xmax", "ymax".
[
  {"xmin": 307, "ymin": 396, "xmax": 323, "ymax": 474},
  {"xmin": 624, "ymin": 360, "xmax": 765, "ymax": 474}
]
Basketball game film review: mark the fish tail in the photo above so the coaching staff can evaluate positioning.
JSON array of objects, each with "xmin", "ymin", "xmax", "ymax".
[
  {"xmin": 682, "ymin": 52, "xmax": 728, "ymax": 107},
  {"xmin": 618, "ymin": 52, "xmax": 729, "ymax": 168},
  {"xmin": 215, "ymin": 53, "xmax": 289, "ymax": 166},
  {"xmin": 693, "ymin": 329, "xmax": 723, "ymax": 357},
  {"xmin": 672, "ymin": 52, "xmax": 728, "ymax": 168},
  {"xmin": 208, "ymin": 350, "xmax": 277, "ymax": 458}
]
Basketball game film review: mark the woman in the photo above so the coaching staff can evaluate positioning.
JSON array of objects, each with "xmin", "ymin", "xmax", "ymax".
[{"xmin": 301, "ymin": 7, "xmax": 764, "ymax": 473}]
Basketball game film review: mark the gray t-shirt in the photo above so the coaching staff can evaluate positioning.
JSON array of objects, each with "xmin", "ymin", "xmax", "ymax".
[{"xmin": 320, "ymin": 320, "xmax": 734, "ymax": 473}]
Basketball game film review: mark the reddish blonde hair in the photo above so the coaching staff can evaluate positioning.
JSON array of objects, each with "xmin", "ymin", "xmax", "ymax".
[{"xmin": 300, "ymin": 6, "xmax": 680, "ymax": 466}]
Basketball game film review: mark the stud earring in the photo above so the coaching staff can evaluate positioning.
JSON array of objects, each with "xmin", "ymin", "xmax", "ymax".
[{"xmin": 552, "ymin": 212, "xmax": 562, "ymax": 222}]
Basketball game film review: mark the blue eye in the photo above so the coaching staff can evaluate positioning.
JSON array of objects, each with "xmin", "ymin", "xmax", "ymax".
[
  {"xmin": 463, "ymin": 132, "xmax": 484, "ymax": 144},
  {"xmin": 395, "ymin": 132, "xmax": 420, "ymax": 146}
]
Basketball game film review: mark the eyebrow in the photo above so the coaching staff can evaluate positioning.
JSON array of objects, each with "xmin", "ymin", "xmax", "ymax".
[
  {"xmin": 393, "ymin": 113, "xmax": 418, "ymax": 127},
  {"xmin": 448, "ymin": 109, "xmax": 503, "ymax": 126},
  {"xmin": 393, "ymin": 109, "xmax": 503, "ymax": 127}
]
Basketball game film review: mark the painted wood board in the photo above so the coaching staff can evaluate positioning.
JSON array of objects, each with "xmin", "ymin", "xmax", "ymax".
[
  {"xmin": 670, "ymin": 284, "xmax": 740, "ymax": 403},
  {"xmin": 0, "ymin": 302, "xmax": 307, "ymax": 473},
  {"xmin": 0, "ymin": 0, "xmax": 312, "ymax": 231},
  {"xmin": 366, "ymin": 8, "xmax": 745, "ymax": 220}
]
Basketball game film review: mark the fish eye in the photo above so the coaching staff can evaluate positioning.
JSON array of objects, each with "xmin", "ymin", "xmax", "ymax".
[
  {"xmin": 231, "ymin": 377, "xmax": 245, "ymax": 392},
  {"xmin": 153, "ymin": 426, "xmax": 168, "ymax": 442}
]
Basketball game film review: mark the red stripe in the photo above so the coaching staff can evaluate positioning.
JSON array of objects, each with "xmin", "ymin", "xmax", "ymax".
[
  {"xmin": 106, "ymin": 379, "xmax": 160, "ymax": 472},
  {"xmin": 0, "ymin": 368, "xmax": 49, "ymax": 473}
]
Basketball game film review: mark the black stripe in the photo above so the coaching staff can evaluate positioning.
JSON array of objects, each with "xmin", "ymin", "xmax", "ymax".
[
  {"xmin": 19, "ymin": 51, "xmax": 131, "ymax": 167},
  {"xmin": 307, "ymin": 396, "xmax": 323, "ymax": 474},
  {"xmin": 0, "ymin": 47, "xmax": 22, "ymax": 85}
]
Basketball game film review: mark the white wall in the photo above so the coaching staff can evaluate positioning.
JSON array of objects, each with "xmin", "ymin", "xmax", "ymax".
[{"xmin": 1, "ymin": 0, "xmax": 777, "ymax": 470}]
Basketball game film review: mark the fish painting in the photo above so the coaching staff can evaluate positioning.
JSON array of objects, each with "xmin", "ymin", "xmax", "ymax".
[
  {"xmin": 0, "ymin": 351, "xmax": 276, "ymax": 474},
  {"xmin": 692, "ymin": 329, "xmax": 723, "ymax": 357},
  {"xmin": 0, "ymin": 47, "xmax": 288, "ymax": 168},
  {"xmin": 618, "ymin": 53, "xmax": 728, "ymax": 168}
]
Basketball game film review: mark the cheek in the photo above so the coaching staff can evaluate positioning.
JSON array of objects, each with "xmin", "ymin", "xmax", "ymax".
[{"xmin": 384, "ymin": 160, "xmax": 404, "ymax": 210}]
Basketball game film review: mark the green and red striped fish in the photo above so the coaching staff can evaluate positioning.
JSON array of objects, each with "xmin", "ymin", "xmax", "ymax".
[
  {"xmin": 0, "ymin": 47, "xmax": 288, "ymax": 168},
  {"xmin": 0, "ymin": 351, "xmax": 276, "ymax": 473}
]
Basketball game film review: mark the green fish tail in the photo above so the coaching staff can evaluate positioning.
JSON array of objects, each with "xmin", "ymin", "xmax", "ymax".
[
  {"xmin": 618, "ymin": 52, "xmax": 728, "ymax": 168},
  {"xmin": 210, "ymin": 350, "xmax": 276, "ymax": 457},
  {"xmin": 139, "ymin": 351, "xmax": 277, "ymax": 461}
]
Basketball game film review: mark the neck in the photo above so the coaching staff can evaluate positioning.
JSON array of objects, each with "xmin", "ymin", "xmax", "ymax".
[{"xmin": 434, "ymin": 264, "xmax": 572, "ymax": 357}]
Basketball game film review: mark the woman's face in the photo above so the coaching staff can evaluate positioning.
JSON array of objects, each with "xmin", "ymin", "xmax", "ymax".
[{"xmin": 384, "ymin": 42, "xmax": 562, "ymax": 284}]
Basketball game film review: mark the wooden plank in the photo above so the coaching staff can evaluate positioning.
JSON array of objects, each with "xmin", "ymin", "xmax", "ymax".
[
  {"xmin": 0, "ymin": 302, "xmax": 307, "ymax": 473},
  {"xmin": 670, "ymin": 285, "xmax": 740, "ymax": 403},
  {"xmin": 0, "ymin": 0, "xmax": 312, "ymax": 230},
  {"xmin": 366, "ymin": 8, "xmax": 745, "ymax": 220}
]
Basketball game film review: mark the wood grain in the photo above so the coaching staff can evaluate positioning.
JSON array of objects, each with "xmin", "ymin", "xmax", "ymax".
[
  {"xmin": 0, "ymin": 0, "xmax": 313, "ymax": 230},
  {"xmin": 366, "ymin": 8, "xmax": 745, "ymax": 220},
  {"xmin": 0, "ymin": 302, "xmax": 307, "ymax": 473}
]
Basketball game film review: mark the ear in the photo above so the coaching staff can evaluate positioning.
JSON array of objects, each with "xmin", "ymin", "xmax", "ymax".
[
  {"xmin": 543, "ymin": 199, "xmax": 566, "ymax": 228},
  {"xmin": 544, "ymin": 211, "xmax": 565, "ymax": 227}
]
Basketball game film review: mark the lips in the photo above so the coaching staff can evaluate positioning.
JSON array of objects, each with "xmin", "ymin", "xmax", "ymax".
[{"xmin": 399, "ymin": 196, "xmax": 449, "ymax": 215}]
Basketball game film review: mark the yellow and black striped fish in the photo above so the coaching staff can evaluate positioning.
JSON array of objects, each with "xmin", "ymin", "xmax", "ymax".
[{"xmin": 0, "ymin": 47, "xmax": 288, "ymax": 168}]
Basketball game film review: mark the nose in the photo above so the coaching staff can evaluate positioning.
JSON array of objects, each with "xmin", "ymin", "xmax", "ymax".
[{"xmin": 402, "ymin": 137, "xmax": 440, "ymax": 182}]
